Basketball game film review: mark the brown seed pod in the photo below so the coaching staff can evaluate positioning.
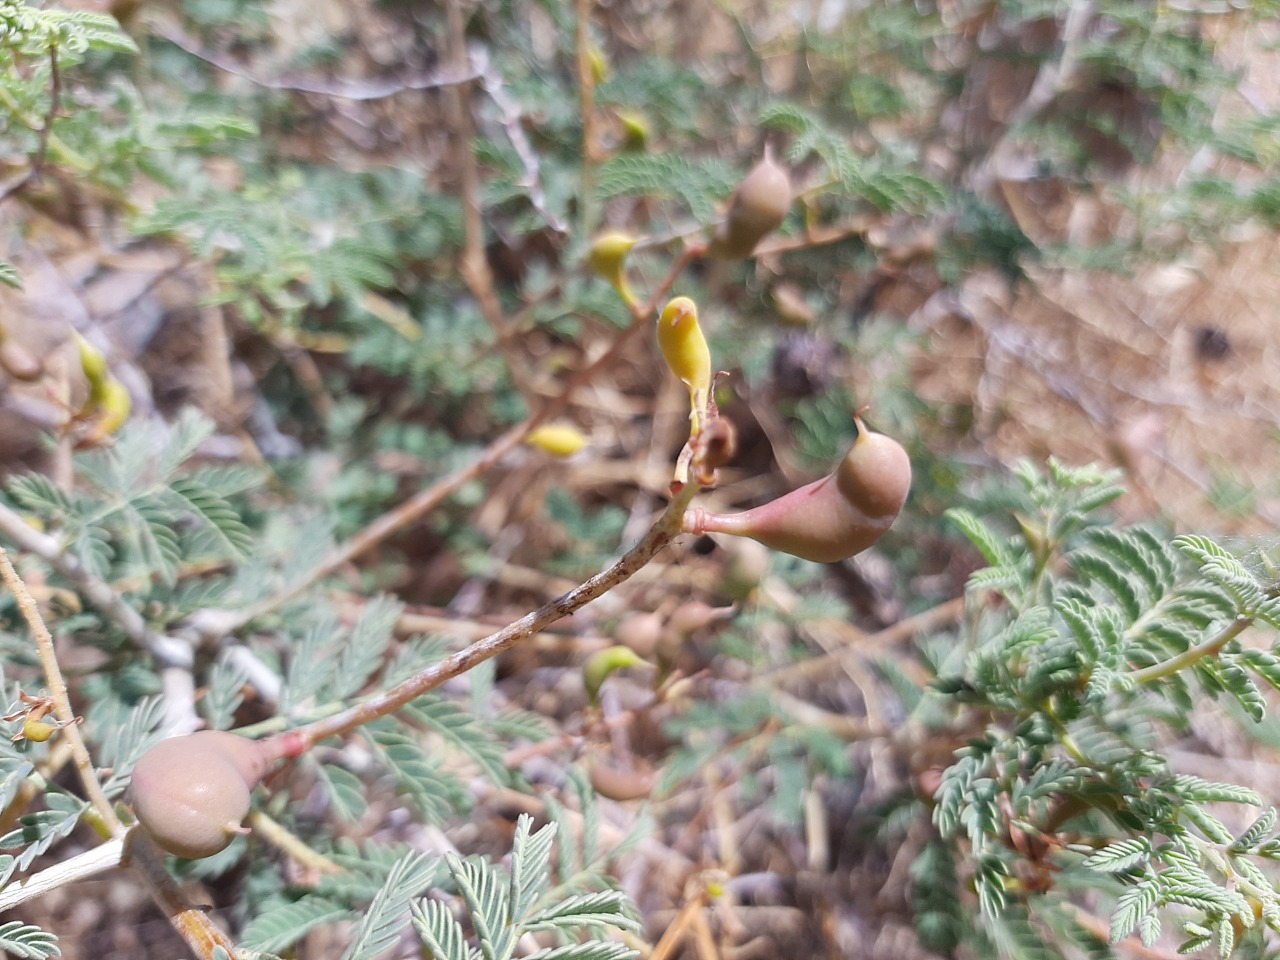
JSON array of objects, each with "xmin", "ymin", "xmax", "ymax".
[
  {"xmin": 686, "ymin": 420, "xmax": 910, "ymax": 563},
  {"xmin": 129, "ymin": 731, "xmax": 281, "ymax": 859},
  {"xmin": 614, "ymin": 611, "xmax": 667, "ymax": 661},
  {"xmin": 706, "ymin": 150, "xmax": 792, "ymax": 260},
  {"xmin": 588, "ymin": 756, "xmax": 657, "ymax": 802}
]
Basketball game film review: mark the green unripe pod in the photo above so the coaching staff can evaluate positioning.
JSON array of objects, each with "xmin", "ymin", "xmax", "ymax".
[
  {"xmin": 686, "ymin": 420, "xmax": 910, "ymax": 563},
  {"xmin": 617, "ymin": 110, "xmax": 650, "ymax": 151},
  {"xmin": 706, "ymin": 149, "xmax": 791, "ymax": 260},
  {"xmin": 583, "ymin": 645, "xmax": 652, "ymax": 704}
]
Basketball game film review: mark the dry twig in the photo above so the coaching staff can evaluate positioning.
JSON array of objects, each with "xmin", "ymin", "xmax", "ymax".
[{"xmin": 0, "ymin": 548, "xmax": 121, "ymax": 833}]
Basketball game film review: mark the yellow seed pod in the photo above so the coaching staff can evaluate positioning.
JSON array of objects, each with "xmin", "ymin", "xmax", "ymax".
[
  {"xmin": 583, "ymin": 645, "xmax": 651, "ymax": 705},
  {"xmin": 656, "ymin": 297, "xmax": 712, "ymax": 433},
  {"xmin": 526, "ymin": 424, "xmax": 588, "ymax": 458},
  {"xmin": 22, "ymin": 717, "xmax": 56, "ymax": 743},
  {"xmin": 587, "ymin": 231, "xmax": 639, "ymax": 306}
]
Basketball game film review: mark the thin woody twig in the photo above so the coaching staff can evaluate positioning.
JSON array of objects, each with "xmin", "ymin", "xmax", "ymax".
[
  {"xmin": 443, "ymin": 0, "xmax": 536, "ymax": 405},
  {"xmin": 0, "ymin": 549, "xmax": 122, "ymax": 834},
  {"xmin": 970, "ymin": 0, "xmax": 1096, "ymax": 195},
  {"xmin": 575, "ymin": 0, "xmax": 600, "ymax": 237},
  {"xmin": 764, "ymin": 596, "xmax": 965, "ymax": 685},
  {"xmin": 475, "ymin": 46, "xmax": 567, "ymax": 235},
  {"xmin": 148, "ymin": 16, "xmax": 482, "ymax": 100}
]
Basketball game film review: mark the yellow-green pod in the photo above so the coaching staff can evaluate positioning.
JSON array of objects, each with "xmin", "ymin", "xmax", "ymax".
[
  {"xmin": 617, "ymin": 110, "xmax": 650, "ymax": 151},
  {"xmin": 588, "ymin": 47, "xmax": 609, "ymax": 85},
  {"xmin": 99, "ymin": 379, "xmax": 132, "ymax": 436},
  {"xmin": 588, "ymin": 231, "xmax": 639, "ymax": 305},
  {"xmin": 583, "ymin": 645, "xmax": 651, "ymax": 705},
  {"xmin": 75, "ymin": 332, "xmax": 110, "ymax": 408}
]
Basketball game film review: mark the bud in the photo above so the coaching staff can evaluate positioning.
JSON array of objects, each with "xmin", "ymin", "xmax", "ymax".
[
  {"xmin": 75, "ymin": 332, "xmax": 110, "ymax": 408},
  {"xmin": 22, "ymin": 718, "xmax": 56, "ymax": 742}
]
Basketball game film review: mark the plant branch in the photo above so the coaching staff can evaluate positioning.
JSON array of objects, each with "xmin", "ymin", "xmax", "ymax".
[
  {"xmin": 246, "ymin": 810, "xmax": 341, "ymax": 875},
  {"xmin": 0, "ymin": 501, "xmax": 194, "ymax": 668},
  {"xmin": 970, "ymin": 0, "xmax": 1095, "ymax": 195},
  {"xmin": 764, "ymin": 596, "xmax": 965, "ymax": 685},
  {"xmin": 281, "ymin": 480, "xmax": 700, "ymax": 749},
  {"xmin": 0, "ymin": 45, "xmax": 61, "ymax": 204},
  {"xmin": 475, "ymin": 46, "xmax": 566, "ymax": 235},
  {"xmin": 442, "ymin": 0, "xmax": 537, "ymax": 406},
  {"xmin": 148, "ymin": 15, "xmax": 483, "ymax": 100},
  {"xmin": 1130, "ymin": 615, "xmax": 1252, "ymax": 685},
  {"xmin": 0, "ymin": 549, "xmax": 122, "ymax": 834}
]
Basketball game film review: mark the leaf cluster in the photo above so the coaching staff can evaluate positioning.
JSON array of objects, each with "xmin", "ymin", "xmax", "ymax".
[{"xmin": 905, "ymin": 462, "xmax": 1280, "ymax": 958}]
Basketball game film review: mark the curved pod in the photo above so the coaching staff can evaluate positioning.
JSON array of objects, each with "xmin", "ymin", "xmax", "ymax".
[{"xmin": 685, "ymin": 422, "xmax": 910, "ymax": 563}]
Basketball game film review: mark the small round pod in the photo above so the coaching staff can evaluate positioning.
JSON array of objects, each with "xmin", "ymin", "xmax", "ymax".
[
  {"xmin": 587, "ymin": 231, "xmax": 639, "ymax": 303},
  {"xmin": 706, "ymin": 150, "xmax": 792, "ymax": 260},
  {"xmin": 129, "ymin": 731, "xmax": 276, "ymax": 859},
  {"xmin": 685, "ymin": 420, "xmax": 911, "ymax": 564}
]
